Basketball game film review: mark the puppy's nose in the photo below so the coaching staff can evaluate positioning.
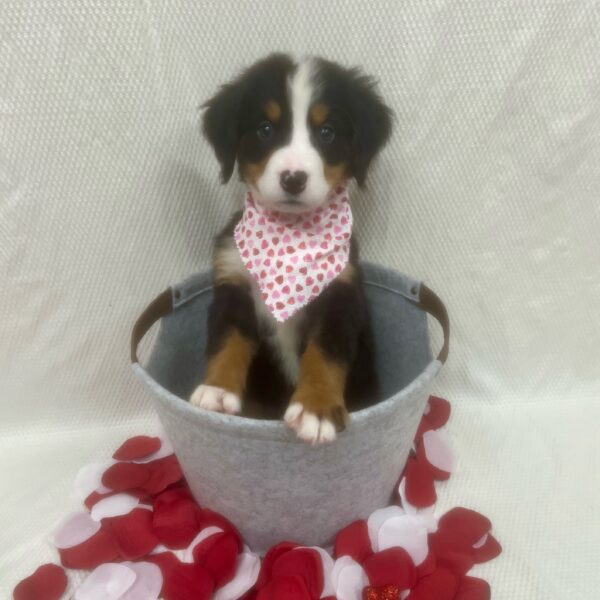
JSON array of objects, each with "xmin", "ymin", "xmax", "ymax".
[{"xmin": 280, "ymin": 170, "xmax": 308, "ymax": 195}]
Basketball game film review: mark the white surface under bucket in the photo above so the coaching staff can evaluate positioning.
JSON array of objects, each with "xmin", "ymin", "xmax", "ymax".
[{"xmin": 131, "ymin": 263, "xmax": 449, "ymax": 552}]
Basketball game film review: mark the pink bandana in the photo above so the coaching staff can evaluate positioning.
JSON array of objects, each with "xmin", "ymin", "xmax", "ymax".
[{"xmin": 234, "ymin": 185, "xmax": 353, "ymax": 322}]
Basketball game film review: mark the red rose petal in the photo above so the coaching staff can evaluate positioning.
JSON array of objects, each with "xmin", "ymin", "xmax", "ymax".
[
  {"xmin": 437, "ymin": 508, "xmax": 492, "ymax": 547},
  {"xmin": 113, "ymin": 436, "xmax": 162, "ymax": 461},
  {"xmin": 406, "ymin": 567, "xmax": 458, "ymax": 600},
  {"xmin": 363, "ymin": 547, "xmax": 416, "ymax": 590},
  {"xmin": 196, "ymin": 508, "xmax": 243, "ymax": 551},
  {"xmin": 428, "ymin": 535, "xmax": 475, "ymax": 576},
  {"xmin": 472, "ymin": 534, "xmax": 502, "ymax": 564},
  {"xmin": 256, "ymin": 542, "xmax": 299, "ymax": 589},
  {"xmin": 13, "ymin": 564, "xmax": 67, "ymax": 600},
  {"xmin": 271, "ymin": 548, "xmax": 324, "ymax": 599},
  {"xmin": 108, "ymin": 507, "xmax": 159, "ymax": 559},
  {"xmin": 425, "ymin": 396, "xmax": 451, "ymax": 429},
  {"xmin": 154, "ymin": 487, "xmax": 196, "ymax": 510},
  {"xmin": 415, "ymin": 551, "xmax": 437, "ymax": 580},
  {"xmin": 455, "ymin": 576, "xmax": 491, "ymax": 600},
  {"xmin": 58, "ymin": 528, "xmax": 119, "ymax": 569},
  {"xmin": 334, "ymin": 519, "xmax": 373, "ymax": 563},
  {"xmin": 257, "ymin": 574, "xmax": 312, "ymax": 600},
  {"xmin": 147, "ymin": 551, "xmax": 181, "ymax": 595},
  {"xmin": 102, "ymin": 462, "xmax": 150, "ymax": 492},
  {"xmin": 404, "ymin": 456, "xmax": 437, "ymax": 507},
  {"xmin": 142, "ymin": 455, "xmax": 184, "ymax": 496},
  {"xmin": 193, "ymin": 531, "xmax": 239, "ymax": 588},
  {"xmin": 153, "ymin": 496, "xmax": 201, "ymax": 549},
  {"xmin": 162, "ymin": 562, "xmax": 214, "ymax": 600}
]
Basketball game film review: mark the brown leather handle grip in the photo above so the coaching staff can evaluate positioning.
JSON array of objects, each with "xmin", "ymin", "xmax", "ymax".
[
  {"xmin": 414, "ymin": 283, "xmax": 450, "ymax": 364},
  {"xmin": 130, "ymin": 288, "xmax": 174, "ymax": 363},
  {"xmin": 130, "ymin": 282, "xmax": 449, "ymax": 365}
]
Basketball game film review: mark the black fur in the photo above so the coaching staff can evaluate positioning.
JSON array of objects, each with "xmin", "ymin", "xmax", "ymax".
[
  {"xmin": 200, "ymin": 54, "xmax": 392, "ymax": 419},
  {"xmin": 202, "ymin": 53, "xmax": 392, "ymax": 186},
  {"xmin": 202, "ymin": 54, "xmax": 294, "ymax": 182},
  {"xmin": 312, "ymin": 58, "xmax": 393, "ymax": 186}
]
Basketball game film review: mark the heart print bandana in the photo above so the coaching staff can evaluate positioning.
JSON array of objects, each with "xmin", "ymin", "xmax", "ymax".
[{"xmin": 234, "ymin": 186, "xmax": 353, "ymax": 322}]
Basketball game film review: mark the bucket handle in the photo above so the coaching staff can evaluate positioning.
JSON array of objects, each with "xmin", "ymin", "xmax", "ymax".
[{"xmin": 131, "ymin": 283, "xmax": 449, "ymax": 365}]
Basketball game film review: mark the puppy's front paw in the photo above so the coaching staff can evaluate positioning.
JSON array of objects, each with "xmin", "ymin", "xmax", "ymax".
[
  {"xmin": 284, "ymin": 401, "xmax": 348, "ymax": 445},
  {"xmin": 189, "ymin": 384, "xmax": 241, "ymax": 415}
]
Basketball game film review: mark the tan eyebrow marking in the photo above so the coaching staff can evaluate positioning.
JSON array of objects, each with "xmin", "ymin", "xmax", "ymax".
[
  {"xmin": 310, "ymin": 102, "xmax": 329, "ymax": 126},
  {"xmin": 264, "ymin": 100, "xmax": 282, "ymax": 123}
]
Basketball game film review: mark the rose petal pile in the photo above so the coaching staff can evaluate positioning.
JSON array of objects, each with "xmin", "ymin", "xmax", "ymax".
[{"xmin": 13, "ymin": 397, "xmax": 501, "ymax": 600}]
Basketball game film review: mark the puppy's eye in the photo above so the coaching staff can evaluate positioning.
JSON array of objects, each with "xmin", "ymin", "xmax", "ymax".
[
  {"xmin": 319, "ymin": 124, "xmax": 335, "ymax": 144},
  {"xmin": 257, "ymin": 121, "xmax": 274, "ymax": 141}
]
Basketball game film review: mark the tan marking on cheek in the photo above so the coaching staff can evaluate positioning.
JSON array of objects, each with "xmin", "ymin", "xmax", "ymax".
[
  {"xmin": 336, "ymin": 264, "xmax": 356, "ymax": 284},
  {"xmin": 292, "ymin": 341, "xmax": 348, "ymax": 431},
  {"xmin": 213, "ymin": 244, "xmax": 247, "ymax": 285},
  {"xmin": 241, "ymin": 156, "xmax": 270, "ymax": 186},
  {"xmin": 324, "ymin": 162, "xmax": 348, "ymax": 188},
  {"xmin": 264, "ymin": 100, "xmax": 282, "ymax": 123},
  {"xmin": 204, "ymin": 330, "xmax": 256, "ymax": 396},
  {"xmin": 310, "ymin": 102, "xmax": 329, "ymax": 126}
]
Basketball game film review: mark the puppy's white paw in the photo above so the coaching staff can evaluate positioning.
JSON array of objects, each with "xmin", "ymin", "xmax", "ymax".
[
  {"xmin": 284, "ymin": 402, "xmax": 338, "ymax": 445},
  {"xmin": 189, "ymin": 384, "xmax": 241, "ymax": 415}
]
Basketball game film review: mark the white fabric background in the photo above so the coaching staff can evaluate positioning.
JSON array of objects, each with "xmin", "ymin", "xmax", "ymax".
[{"xmin": 1, "ymin": 0, "xmax": 599, "ymax": 597}]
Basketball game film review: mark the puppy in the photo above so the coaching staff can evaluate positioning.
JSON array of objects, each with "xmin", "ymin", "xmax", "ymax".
[{"xmin": 190, "ymin": 54, "xmax": 392, "ymax": 444}]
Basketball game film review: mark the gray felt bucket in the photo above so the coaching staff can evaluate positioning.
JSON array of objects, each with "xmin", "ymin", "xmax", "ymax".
[{"xmin": 131, "ymin": 263, "xmax": 449, "ymax": 552}]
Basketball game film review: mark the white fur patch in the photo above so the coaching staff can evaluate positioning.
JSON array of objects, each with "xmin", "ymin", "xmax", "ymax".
[
  {"xmin": 253, "ymin": 59, "xmax": 330, "ymax": 212},
  {"xmin": 190, "ymin": 384, "xmax": 242, "ymax": 415},
  {"xmin": 217, "ymin": 238, "xmax": 302, "ymax": 384},
  {"xmin": 284, "ymin": 402, "xmax": 337, "ymax": 445}
]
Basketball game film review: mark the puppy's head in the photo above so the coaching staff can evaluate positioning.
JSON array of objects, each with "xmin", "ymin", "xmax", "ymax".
[{"xmin": 202, "ymin": 54, "xmax": 392, "ymax": 213}]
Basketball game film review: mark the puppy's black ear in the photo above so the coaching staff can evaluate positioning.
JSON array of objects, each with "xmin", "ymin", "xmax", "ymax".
[
  {"xmin": 202, "ymin": 53, "xmax": 295, "ymax": 184},
  {"xmin": 347, "ymin": 71, "xmax": 393, "ymax": 187},
  {"xmin": 201, "ymin": 82, "xmax": 244, "ymax": 183}
]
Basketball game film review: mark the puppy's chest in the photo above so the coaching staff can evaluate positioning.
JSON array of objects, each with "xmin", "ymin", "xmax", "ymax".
[{"xmin": 216, "ymin": 240, "xmax": 304, "ymax": 383}]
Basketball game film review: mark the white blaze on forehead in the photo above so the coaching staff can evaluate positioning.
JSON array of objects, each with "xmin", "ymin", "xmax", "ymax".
[
  {"xmin": 288, "ymin": 59, "xmax": 316, "ymax": 146},
  {"xmin": 253, "ymin": 57, "xmax": 330, "ymax": 211}
]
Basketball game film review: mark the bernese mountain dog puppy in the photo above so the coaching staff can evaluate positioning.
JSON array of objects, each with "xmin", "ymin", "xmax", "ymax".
[{"xmin": 190, "ymin": 54, "xmax": 392, "ymax": 444}]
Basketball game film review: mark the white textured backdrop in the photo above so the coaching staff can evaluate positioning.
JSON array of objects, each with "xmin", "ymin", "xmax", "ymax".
[{"xmin": 1, "ymin": 1, "xmax": 599, "ymax": 597}]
